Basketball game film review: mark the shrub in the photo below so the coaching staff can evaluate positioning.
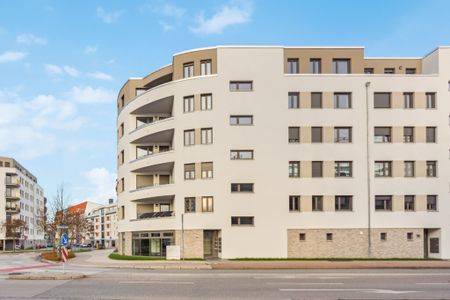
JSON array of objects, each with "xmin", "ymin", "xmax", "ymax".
[{"xmin": 41, "ymin": 251, "xmax": 75, "ymax": 262}]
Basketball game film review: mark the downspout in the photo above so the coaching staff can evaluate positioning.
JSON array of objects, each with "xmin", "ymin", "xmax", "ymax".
[{"xmin": 365, "ymin": 81, "xmax": 372, "ymax": 257}]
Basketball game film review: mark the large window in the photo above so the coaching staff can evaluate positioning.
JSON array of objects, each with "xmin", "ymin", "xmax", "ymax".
[
  {"xmin": 427, "ymin": 195, "xmax": 437, "ymax": 211},
  {"xmin": 334, "ymin": 93, "xmax": 351, "ymax": 108},
  {"xmin": 201, "ymin": 162, "xmax": 213, "ymax": 179},
  {"xmin": 184, "ymin": 129, "xmax": 195, "ymax": 146},
  {"xmin": 289, "ymin": 195, "xmax": 300, "ymax": 212},
  {"xmin": 426, "ymin": 161, "xmax": 437, "ymax": 177},
  {"xmin": 311, "ymin": 161, "xmax": 323, "ymax": 178},
  {"xmin": 311, "ymin": 92, "xmax": 322, "ymax": 108},
  {"xmin": 310, "ymin": 58, "xmax": 321, "ymax": 74},
  {"xmin": 185, "ymin": 197, "xmax": 196, "ymax": 213},
  {"xmin": 202, "ymin": 196, "xmax": 214, "ymax": 212},
  {"xmin": 231, "ymin": 216, "xmax": 254, "ymax": 225},
  {"xmin": 200, "ymin": 60, "xmax": 212, "ymax": 76},
  {"xmin": 374, "ymin": 161, "xmax": 392, "ymax": 177},
  {"xmin": 374, "ymin": 127, "xmax": 391, "ymax": 143},
  {"xmin": 403, "ymin": 127, "xmax": 414, "ymax": 143},
  {"xmin": 426, "ymin": 92, "xmax": 436, "ymax": 109},
  {"xmin": 404, "ymin": 195, "xmax": 415, "ymax": 211},
  {"xmin": 374, "ymin": 92, "xmax": 391, "ymax": 108},
  {"xmin": 289, "ymin": 161, "xmax": 300, "ymax": 178},
  {"xmin": 230, "ymin": 150, "xmax": 253, "ymax": 160},
  {"xmin": 201, "ymin": 94, "xmax": 212, "ymax": 111},
  {"xmin": 230, "ymin": 115, "xmax": 253, "ymax": 125},
  {"xmin": 201, "ymin": 128, "xmax": 213, "ymax": 144},
  {"xmin": 335, "ymin": 161, "xmax": 352, "ymax": 177},
  {"xmin": 132, "ymin": 231, "xmax": 174, "ymax": 257},
  {"xmin": 288, "ymin": 127, "xmax": 300, "ymax": 143},
  {"xmin": 288, "ymin": 92, "xmax": 299, "ymax": 109},
  {"xmin": 332, "ymin": 59, "xmax": 350, "ymax": 74},
  {"xmin": 136, "ymin": 146, "xmax": 153, "ymax": 159},
  {"xmin": 183, "ymin": 95, "xmax": 194, "ymax": 113},
  {"xmin": 404, "ymin": 161, "xmax": 415, "ymax": 177},
  {"xmin": 311, "ymin": 127, "xmax": 323, "ymax": 143},
  {"xmin": 184, "ymin": 163, "xmax": 195, "ymax": 180},
  {"xmin": 287, "ymin": 58, "xmax": 299, "ymax": 74},
  {"xmin": 183, "ymin": 62, "xmax": 194, "ymax": 78},
  {"xmin": 426, "ymin": 127, "xmax": 436, "ymax": 143},
  {"xmin": 229, "ymin": 81, "xmax": 253, "ymax": 91},
  {"xmin": 335, "ymin": 196, "xmax": 352, "ymax": 211},
  {"xmin": 312, "ymin": 196, "xmax": 323, "ymax": 211},
  {"xmin": 334, "ymin": 127, "xmax": 352, "ymax": 143},
  {"xmin": 404, "ymin": 93, "xmax": 414, "ymax": 109},
  {"xmin": 231, "ymin": 183, "xmax": 254, "ymax": 192},
  {"xmin": 375, "ymin": 195, "xmax": 392, "ymax": 211}
]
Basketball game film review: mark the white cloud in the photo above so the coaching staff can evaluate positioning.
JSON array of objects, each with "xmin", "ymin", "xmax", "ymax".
[
  {"xmin": 0, "ymin": 102, "xmax": 23, "ymax": 125},
  {"xmin": 87, "ymin": 71, "xmax": 113, "ymax": 81},
  {"xmin": 84, "ymin": 45, "xmax": 98, "ymax": 54},
  {"xmin": 66, "ymin": 86, "xmax": 115, "ymax": 104},
  {"xmin": 0, "ymin": 51, "xmax": 28, "ymax": 63},
  {"xmin": 190, "ymin": 1, "xmax": 253, "ymax": 34},
  {"xmin": 159, "ymin": 21, "xmax": 174, "ymax": 32},
  {"xmin": 96, "ymin": 7, "xmax": 123, "ymax": 24},
  {"xmin": 16, "ymin": 33, "xmax": 47, "ymax": 45},
  {"xmin": 45, "ymin": 64, "xmax": 80, "ymax": 77},
  {"xmin": 63, "ymin": 65, "xmax": 80, "ymax": 77},
  {"xmin": 152, "ymin": 3, "xmax": 185, "ymax": 19},
  {"xmin": 83, "ymin": 168, "xmax": 117, "ymax": 204}
]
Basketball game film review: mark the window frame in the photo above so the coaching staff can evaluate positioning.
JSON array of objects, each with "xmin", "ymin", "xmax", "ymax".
[
  {"xmin": 334, "ymin": 92, "xmax": 352, "ymax": 109},
  {"xmin": 332, "ymin": 59, "xmax": 351, "ymax": 74}
]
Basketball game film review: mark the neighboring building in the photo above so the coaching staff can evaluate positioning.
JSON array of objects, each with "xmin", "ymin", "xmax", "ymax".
[
  {"xmin": 86, "ymin": 199, "xmax": 118, "ymax": 248},
  {"xmin": 66, "ymin": 201, "xmax": 101, "ymax": 245},
  {"xmin": 116, "ymin": 46, "xmax": 450, "ymax": 259},
  {"xmin": 0, "ymin": 157, "xmax": 46, "ymax": 250}
]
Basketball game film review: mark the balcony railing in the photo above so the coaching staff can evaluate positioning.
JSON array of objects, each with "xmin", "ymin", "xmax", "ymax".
[
  {"xmin": 130, "ymin": 117, "xmax": 175, "ymax": 134},
  {"xmin": 5, "ymin": 190, "xmax": 20, "ymax": 199},
  {"xmin": 5, "ymin": 176, "xmax": 20, "ymax": 186},
  {"xmin": 132, "ymin": 182, "xmax": 175, "ymax": 192},
  {"xmin": 5, "ymin": 204, "xmax": 20, "ymax": 214},
  {"xmin": 132, "ymin": 148, "xmax": 174, "ymax": 163},
  {"xmin": 136, "ymin": 211, "xmax": 174, "ymax": 220}
]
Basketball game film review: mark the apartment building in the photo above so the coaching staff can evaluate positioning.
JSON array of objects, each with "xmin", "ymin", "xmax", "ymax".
[
  {"xmin": 0, "ymin": 157, "xmax": 46, "ymax": 250},
  {"xmin": 116, "ymin": 46, "xmax": 450, "ymax": 259},
  {"xmin": 86, "ymin": 199, "xmax": 118, "ymax": 248},
  {"xmin": 66, "ymin": 201, "xmax": 101, "ymax": 245}
]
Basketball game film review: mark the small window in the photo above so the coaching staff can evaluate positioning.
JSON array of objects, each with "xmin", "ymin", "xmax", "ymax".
[
  {"xmin": 335, "ymin": 196, "xmax": 352, "ymax": 211},
  {"xmin": 299, "ymin": 233, "xmax": 306, "ymax": 241},
  {"xmin": 364, "ymin": 68, "xmax": 374, "ymax": 74},
  {"xmin": 200, "ymin": 60, "xmax": 212, "ymax": 76},
  {"xmin": 201, "ymin": 128, "xmax": 213, "ymax": 144},
  {"xmin": 375, "ymin": 195, "xmax": 392, "ymax": 211},
  {"xmin": 403, "ymin": 127, "xmax": 414, "ymax": 143},
  {"xmin": 374, "ymin": 127, "xmax": 391, "ymax": 143},
  {"xmin": 288, "ymin": 127, "xmax": 300, "ymax": 143},
  {"xmin": 403, "ymin": 93, "xmax": 414, "ymax": 109},
  {"xmin": 427, "ymin": 195, "xmax": 437, "ymax": 211},
  {"xmin": 121, "ymin": 94, "xmax": 125, "ymax": 108},
  {"xmin": 311, "ymin": 127, "xmax": 323, "ymax": 143},
  {"xmin": 231, "ymin": 216, "xmax": 254, "ymax": 226},
  {"xmin": 405, "ymin": 68, "xmax": 416, "ymax": 74},
  {"xmin": 380, "ymin": 232, "xmax": 387, "ymax": 241},
  {"xmin": 384, "ymin": 68, "xmax": 395, "ymax": 74},
  {"xmin": 184, "ymin": 197, "xmax": 196, "ymax": 213},
  {"xmin": 335, "ymin": 161, "xmax": 352, "ymax": 177},
  {"xmin": 334, "ymin": 93, "xmax": 351, "ymax": 108},
  {"xmin": 311, "ymin": 92, "xmax": 322, "ymax": 108},
  {"xmin": 288, "ymin": 92, "xmax": 299, "ymax": 109},
  {"xmin": 183, "ymin": 62, "xmax": 194, "ymax": 78},
  {"xmin": 230, "ymin": 115, "xmax": 253, "ymax": 125},
  {"xmin": 200, "ymin": 94, "xmax": 213, "ymax": 111},
  {"xmin": 184, "ymin": 163, "xmax": 195, "ymax": 180},
  {"xmin": 289, "ymin": 161, "xmax": 300, "ymax": 178},
  {"xmin": 201, "ymin": 162, "xmax": 213, "ymax": 179},
  {"xmin": 230, "ymin": 150, "xmax": 253, "ymax": 160},
  {"xmin": 310, "ymin": 59, "xmax": 321, "ymax": 74},
  {"xmin": 183, "ymin": 95, "xmax": 195, "ymax": 113},
  {"xmin": 311, "ymin": 161, "xmax": 323, "ymax": 178},
  {"xmin": 229, "ymin": 81, "xmax": 253, "ymax": 91},
  {"xmin": 404, "ymin": 161, "xmax": 415, "ymax": 177},
  {"xmin": 201, "ymin": 196, "xmax": 214, "ymax": 212},
  {"xmin": 289, "ymin": 195, "xmax": 300, "ymax": 212},
  {"xmin": 231, "ymin": 183, "xmax": 254, "ymax": 192},
  {"xmin": 332, "ymin": 59, "xmax": 350, "ymax": 74},
  {"xmin": 287, "ymin": 58, "xmax": 299, "ymax": 74},
  {"xmin": 426, "ymin": 127, "xmax": 436, "ymax": 143},
  {"xmin": 407, "ymin": 232, "xmax": 414, "ymax": 241},
  {"xmin": 426, "ymin": 161, "xmax": 437, "ymax": 177},
  {"xmin": 374, "ymin": 161, "xmax": 392, "ymax": 177},
  {"xmin": 334, "ymin": 127, "xmax": 352, "ymax": 143},
  {"xmin": 404, "ymin": 195, "xmax": 415, "ymax": 211},
  {"xmin": 426, "ymin": 92, "xmax": 436, "ymax": 109},
  {"xmin": 326, "ymin": 233, "xmax": 333, "ymax": 241},
  {"xmin": 184, "ymin": 129, "xmax": 195, "ymax": 146},
  {"xmin": 312, "ymin": 195, "xmax": 323, "ymax": 211},
  {"xmin": 374, "ymin": 92, "xmax": 391, "ymax": 108}
]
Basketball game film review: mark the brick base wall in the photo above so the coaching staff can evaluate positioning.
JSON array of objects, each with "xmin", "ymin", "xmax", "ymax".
[{"xmin": 175, "ymin": 229, "xmax": 203, "ymax": 259}]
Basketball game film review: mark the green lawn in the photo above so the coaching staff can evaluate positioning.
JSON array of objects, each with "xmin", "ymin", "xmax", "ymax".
[
  {"xmin": 229, "ymin": 257, "xmax": 441, "ymax": 261},
  {"xmin": 108, "ymin": 253, "xmax": 205, "ymax": 261}
]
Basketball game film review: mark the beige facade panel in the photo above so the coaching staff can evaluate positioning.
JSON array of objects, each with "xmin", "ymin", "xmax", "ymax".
[
  {"xmin": 323, "ymin": 161, "xmax": 334, "ymax": 177},
  {"xmin": 173, "ymin": 49, "xmax": 218, "ymax": 80},
  {"xmin": 300, "ymin": 195, "xmax": 312, "ymax": 212},
  {"xmin": 300, "ymin": 92, "xmax": 311, "ymax": 108},
  {"xmin": 323, "ymin": 196, "xmax": 335, "ymax": 212},
  {"xmin": 392, "ymin": 92, "xmax": 403, "ymax": 109},
  {"xmin": 363, "ymin": 59, "xmax": 422, "ymax": 74},
  {"xmin": 194, "ymin": 128, "xmax": 201, "ymax": 145},
  {"xmin": 392, "ymin": 126, "xmax": 404, "ymax": 143},
  {"xmin": 300, "ymin": 127, "xmax": 311, "ymax": 143},
  {"xmin": 392, "ymin": 161, "xmax": 404, "ymax": 177},
  {"xmin": 300, "ymin": 161, "xmax": 311, "ymax": 177},
  {"xmin": 323, "ymin": 127, "xmax": 334, "ymax": 143},
  {"xmin": 392, "ymin": 195, "xmax": 404, "ymax": 211},
  {"xmin": 415, "ymin": 92, "xmax": 427, "ymax": 109},
  {"xmin": 416, "ymin": 195, "xmax": 427, "ymax": 211},
  {"xmin": 194, "ymin": 94, "xmax": 201, "ymax": 111},
  {"xmin": 323, "ymin": 92, "xmax": 333, "ymax": 108},
  {"xmin": 415, "ymin": 126, "xmax": 427, "ymax": 143},
  {"xmin": 415, "ymin": 161, "xmax": 427, "ymax": 177}
]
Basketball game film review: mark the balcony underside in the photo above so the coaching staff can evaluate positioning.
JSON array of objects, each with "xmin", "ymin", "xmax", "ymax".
[
  {"xmin": 132, "ymin": 194, "xmax": 175, "ymax": 204},
  {"xmin": 131, "ymin": 96, "xmax": 173, "ymax": 115},
  {"xmin": 132, "ymin": 161, "xmax": 174, "ymax": 174},
  {"xmin": 131, "ymin": 128, "xmax": 174, "ymax": 144}
]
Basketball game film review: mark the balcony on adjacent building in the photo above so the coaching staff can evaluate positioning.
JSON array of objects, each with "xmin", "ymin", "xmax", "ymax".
[
  {"xmin": 5, "ymin": 202, "xmax": 20, "ymax": 214},
  {"xmin": 5, "ymin": 174, "xmax": 20, "ymax": 186},
  {"xmin": 5, "ymin": 188, "xmax": 20, "ymax": 200}
]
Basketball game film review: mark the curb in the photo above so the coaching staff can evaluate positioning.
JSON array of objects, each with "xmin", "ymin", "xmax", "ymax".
[{"xmin": 8, "ymin": 272, "xmax": 86, "ymax": 280}]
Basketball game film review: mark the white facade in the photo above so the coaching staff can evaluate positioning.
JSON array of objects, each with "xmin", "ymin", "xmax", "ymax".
[
  {"xmin": 116, "ymin": 46, "xmax": 450, "ymax": 259},
  {"xmin": 86, "ymin": 201, "xmax": 118, "ymax": 248}
]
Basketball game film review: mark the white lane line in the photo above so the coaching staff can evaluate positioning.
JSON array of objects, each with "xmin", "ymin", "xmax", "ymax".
[
  {"xmin": 416, "ymin": 282, "xmax": 450, "ymax": 285},
  {"xmin": 267, "ymin": 282, "xmax": 344, "ymax": 285},
  {"xmin": 119, "ymin": 281, "xmax": 194, "ymax": 285},
  {"xmin": 280, "ymin": 288, "xmax": 419, "ymax": 294}
]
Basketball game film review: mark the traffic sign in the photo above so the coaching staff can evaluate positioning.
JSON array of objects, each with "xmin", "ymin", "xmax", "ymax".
[
  {"xmin": 61, "ymin": 246, "xmax": 68, "ymax": 262},
  {"xmin": 57, "ymin": 225, "xmax": 69, "ymax": 229},
  {"xmin": 61, "ymin": 233, "xmax": 69, "ymax": 246}
]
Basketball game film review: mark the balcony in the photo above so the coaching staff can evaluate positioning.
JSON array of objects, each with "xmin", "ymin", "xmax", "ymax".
[
  {"xmin": 130, "ymin": 124, "xmax": 174, "ymax": 145},
  {"xmin": 5, "ymin": 175, "xmax": 20, "ymax": 186},
  {"xmin": 5, "ymin": 189, "xmax": 20, "ymax": 200},
  {"xmin": 5, "ymin": 203, "xmax": 20, "ymax": 214},
  {"xmin": 134, "ymin": 195, "xmax": 175, "ymax": 220}
]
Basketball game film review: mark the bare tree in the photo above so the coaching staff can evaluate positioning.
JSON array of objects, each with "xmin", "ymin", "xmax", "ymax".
[
  {"xmin": 1, "ymin": 219, "xmax": 27, "ymax": 252},
  {"xmin": 47, "ymin": 183, "xmax": 71, "ymax": 250}
]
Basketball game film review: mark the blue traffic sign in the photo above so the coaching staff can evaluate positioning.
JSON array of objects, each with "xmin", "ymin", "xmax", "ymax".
[{"xmin": 61, "ymin": 233, "xmax": 69, "ymax": 246}]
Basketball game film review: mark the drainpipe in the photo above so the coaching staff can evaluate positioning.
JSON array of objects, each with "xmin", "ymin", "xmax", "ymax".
[
  {"xmin": 181, "ymin": 213, "xmax": 184, "ymax": 261},
  {"xmin": 365, "ymin": 81, "xmax": 372, "ymax": 257}
]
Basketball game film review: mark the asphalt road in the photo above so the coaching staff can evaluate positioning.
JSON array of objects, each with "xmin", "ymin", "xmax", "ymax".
[{"xmin": 1, "ymin": 267, "xmax": 450, "ymax": 299}]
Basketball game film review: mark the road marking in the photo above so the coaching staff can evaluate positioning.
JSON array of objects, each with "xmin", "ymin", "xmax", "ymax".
[
  {"xmin": 267, "ymin": 282, "xmax": 344, "ymax": 285},
  {"xmin": 119, "ymin": 281, "xmax": 194, "ymax": 285},
  {"xmin": 416, "ymin": 282, "xmax": 450, "ymax": 285},
  {"xmin": 280, "ymin": 288, "xmax": 419, "ymax": 294},
  {"xmin": 0, "ymin": 264, "xmax": 55, "ymax": 273}
]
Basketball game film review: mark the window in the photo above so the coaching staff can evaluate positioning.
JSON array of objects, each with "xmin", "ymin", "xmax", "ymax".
[
  {"xmin": 311, "ymin": 127, "xmax": 322, "ymax": 143},
  {"xmin": 407, "ymin": 232, "xmax": 414, "ymax": 241},
  {"xmin": 230, "ymin": 115, "xmax": 253, "ymax": 125},
  {"xmin": 374, "ymin": 127, "xmax": 391, "ymax": 143},
  {"xmin": 332, "ymin": 59, "xmax": 350, "ymax": 74},
  {"xmin": 120, "ymin": 150, "xmax": 124, "ymax": 165},
  {"xmin": 201, "ymin": 94, "xmax": 212, "ymax": 110},
  {"xmin": 288, "ymin": 92, "xmax": 299, "ymax": 109},
  {"xmin": 426, "ymin": 161, "xmax": 437, "ymax": 177},
  {"xmin": 334, "ymin": 93, "xmax": 351, "ymax": 108},
  {"xmin": 380, "ymin": 232, "xmax": 387, "ymax": 241},
  {"xmin": 201, "ymin": 162, "xmax": 213, "ymax": 179},
  {"xmin": 426, "ymin": 127, "xmax": 436, "ymax": 143},
  {"xmin": 335, "ymin": 196, "xmax": 352, "ymax": 211},
  {"xmin": 426, "ymin": 92, "xmax": 436, "ymax": 109},
  {"xmin": 185, "ymin": 197, "xmax": 196, "ymax": 213},
  {"xmin": 183, "ymin": 96, "xmax": 194, "ymax": 113},
  {"xmin": 299, "ymin": 233, "xmax": 306, "ymax": 241},
  {"xmin": 326, "ymin": 233, "xmax": 333, "ymax": 241},
  {"xmin": 201, "ymin": 128, "xmax": 213, "ymax": 144},
  {"xmin": 287, "ymin": 58, "xmax": 299, "ymax": 74},
  {"xmin": 231, "ymin": 216, "xmax": 254, "ymax": 226},
  {"xmin": 404, "ymin": 195, "xmax": 415, "ymax": 211},
  {"xmin": 230, "ymin": 81, "xmax": 253, "ymax": 91},
  {"xmin": 375, "ymin": 161, "xmax": 392, "ymax": 177},
  {"xmin": 184, "ymin": 129, "xmax": 195, "ymax": 146},
  {"xmin": 289, "ymin": 161, "xmax": 300, "ymax": 178},
  {"xmin": 384, "ymin": 68, "xmax": 395, "ymax": 74},
  {"xmin": 289, "ymin": 195, "xmax": 300, "ymax": 212},
  {"xmin": 311, "ymin": 161, "xmax": 323, "ymax": 177},
  {"xmin": 310, "ymin": 58, "xmax": 321, "ymax": 74},
  {"xmin": 184, "ymin": 163, "xmax": 195, "ymax": 180},
  {"xmin": 334, "ymin": 127, "xmax": 352, "ymax": 143},
  {"xmin": 375, "ymin": 195, "xmax": 392, "ymax": 211},
  {"xmin": 183, "ymin": 62, "xmax": 194, "ymax": 78},
  {"xmin": 230, "ymin": 150, "xmax": 253, "ymax": 160},
  {"xmin": 405, "ymin": 68, "xmax": 416, "ymax": 74},
  {"xmin": 364, "ymin": 68, "xmax": 374, "ymax": 74},
  {"xmin": 119, "ymin": 123, "xmax": 124, "ymax": 138},
  {"xmin": 311, "ymin": 92, "xmax": 322, "ymax": 108},
  {"xmin": 335, "ymin": 161, "xmax": 352, "ymax": 177},
  {"xmin": 427, "ymin": 195, "xmax": 437, "ymax": 211},
  {"xmin": 200, "ymin": 60, "xmax": 212, "ymax": 75},
  {"xmin": 404, "ymin": 93, "xmax": 414, "ymax": 109},
  {"xmin": 231, "ymin": 183, "xmax": 254, "ymax": 192},
  {"xmin": 288, "ymin": 127, "xmax": 300, "ymax": 143},
  {"xmin": 202, "ymin": 196, "xmax": 214, "ymax": 212},
  {"xmin": 404, "ymin": 161, "xmax": 415, "ymax": 177},
  {"xmin": 312, "ymin": 195, "xmax": 323, "ymax": 211},
  {"xmin": 403, "ymin": 127, "xmax": 414, "ymax": 143},
  {"xmin": 374, "ymin": 93, "xmax": 391, "ymax": 108}
]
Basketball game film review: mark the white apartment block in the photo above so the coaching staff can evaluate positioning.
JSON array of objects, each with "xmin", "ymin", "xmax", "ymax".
[
  {"xmin": 0, "ymin": 157, "xmax": 46, "ymax": 250},
  {"xmin": 116, "ymin": 46, "xmax": 450, "ymax": 259},
  {"xmin": 86, "ymin": 199, "xmax": 118, "ymax": 248}
]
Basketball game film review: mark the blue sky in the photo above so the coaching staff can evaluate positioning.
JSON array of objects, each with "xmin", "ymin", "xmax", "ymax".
[{"xmin": 1, "ymin": 0, "xmax": 449, "ymax": 205}]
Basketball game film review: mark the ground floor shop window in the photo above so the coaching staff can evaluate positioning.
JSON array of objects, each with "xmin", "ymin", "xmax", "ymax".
[{"xmin": 132, "ymin": 231, "xmax": 174, "ymax": 256}]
